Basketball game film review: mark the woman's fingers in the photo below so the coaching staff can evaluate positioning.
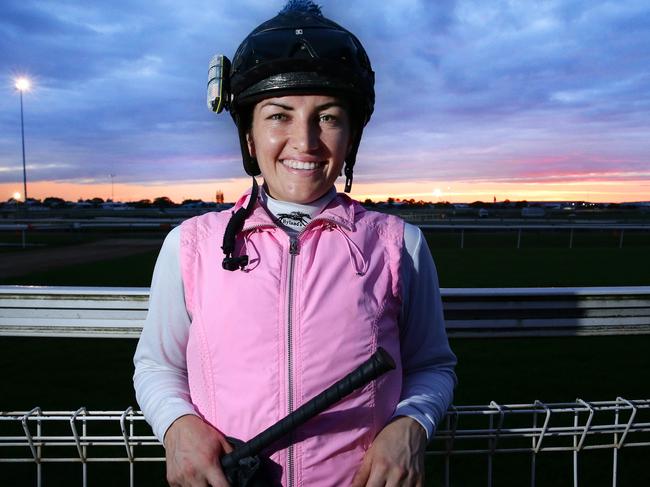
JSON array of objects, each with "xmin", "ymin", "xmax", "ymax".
[
  {"xmin": 164, "ymin": 414, "xmax": 232, "ymax": 487},
  {"xmin": 205, "ymin": 466, "xmax": 232, "ymax": 487},
  {"xmin": 350, "ymin": 416, "xmax": 427, "ymax": 487},
  {"xmin": 350, "ymin": 452, "xmax": 372, "ymax": 487}
]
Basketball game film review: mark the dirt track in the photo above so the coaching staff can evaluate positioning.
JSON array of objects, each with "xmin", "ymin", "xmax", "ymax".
[{"xmin": 0, "ymin": 238, "xmax": 163, "ymax": 278}]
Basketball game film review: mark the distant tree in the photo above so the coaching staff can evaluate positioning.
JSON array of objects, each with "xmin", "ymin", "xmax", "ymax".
[
  {"xmin": 130, "ymin": 199, "xmax": 152, "ymax": 208},
  {"xmin": 363, "ymin": 198, "xmax": 375, "ymax": 206},
  {"xmin": 182, "ymin": 199, "xmax": 203, "ymax": 206},
  {"xmin": 469, "ymin": 201, "xmax": 484, "ymax": 208},
  {"xmin": 90, "ymin": 197, "xmax": 104, "ymax": 206},
  {"xmin": 153, "ymin": 196, "xmax": 175, "ymax": 208},
  {"xmin": 387, "ymin": 197, "xmax": 395, "ymax": 206},
  {"xmin": 43, "ymin": 197, "xmax": 66, "ymax": 207},
  {"xmin": 215, "ymin": 190, "xmax": 225, "ymax": 204}
]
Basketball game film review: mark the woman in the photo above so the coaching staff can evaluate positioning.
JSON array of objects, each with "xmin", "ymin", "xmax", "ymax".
[{"xmin": 133, "ymin": 2, "xmax": 457, "ymax": 486}]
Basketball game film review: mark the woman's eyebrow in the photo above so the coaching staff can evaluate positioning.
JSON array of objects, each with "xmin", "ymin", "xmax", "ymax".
[
  {"xmin": 317, "ymin": 102, "xmax": 346, "ymax": 110},
  {"xmin": 260, "ymin": 101, "xmax": 293, "ymax": 110}
]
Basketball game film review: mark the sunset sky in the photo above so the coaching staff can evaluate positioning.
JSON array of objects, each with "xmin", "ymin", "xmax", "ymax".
[{"xmin": 1, "ymin": 0, "xmax": 649, "ymax": 203}]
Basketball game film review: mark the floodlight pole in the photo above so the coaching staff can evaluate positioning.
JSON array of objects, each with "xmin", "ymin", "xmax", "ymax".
[{"xmin": 19, "ymin": 89, "xmax": 28, "ymax": 204}]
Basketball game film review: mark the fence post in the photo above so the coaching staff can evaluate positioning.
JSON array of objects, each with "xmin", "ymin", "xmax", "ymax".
[
  {"xmin": 530, "ymin": 400, "xmax": 551, "ymax": 487},
  {"xmin": 70, "ymin": 407, "xmax": 88, "ymax": 487},
  {"xmin": 120, "ymin": 407, "xmax": 135, "ymax": 487},
  {"xmin": 444, "ymin": 406, "xmax": 458, "ymax": 487},
  {"xmin": 21, "ymin": 407, "xmax": 42, "ymax": 487},
  {"xmin": 612, "ymin": 397, "xmax": 638, "ymax": 487},
  {"xmin": 573, "ymin": 399, "xmax": 595, "ymax": 487},
  {"xmin": 487, "ymin": 402, "xmax": 505, "ymax": 487}
]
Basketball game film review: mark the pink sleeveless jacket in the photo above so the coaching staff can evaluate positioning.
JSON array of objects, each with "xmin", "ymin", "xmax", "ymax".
[{"xmin": 180, "ymin": 191, "xmax": 404, "ymax": 486}]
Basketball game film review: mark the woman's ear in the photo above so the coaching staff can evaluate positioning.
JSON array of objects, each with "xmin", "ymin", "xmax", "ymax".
[{"xmin": 246, "ymin": 131, "xmax": 256, "ymax": 158}]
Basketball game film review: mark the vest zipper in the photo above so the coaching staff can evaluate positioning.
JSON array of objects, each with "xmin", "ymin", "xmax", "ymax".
[{"xmin": 287, "ymin": 235, "xmax": 299, "ymax": 487}]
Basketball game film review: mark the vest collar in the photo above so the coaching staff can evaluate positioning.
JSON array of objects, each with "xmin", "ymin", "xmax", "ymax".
[{"xmin": 235, "ymin": 186, "xmax": 358, "ymax": 233}]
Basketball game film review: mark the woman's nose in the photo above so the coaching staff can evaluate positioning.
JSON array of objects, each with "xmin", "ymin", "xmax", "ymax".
[{"xmin": 291, "ymin": 119, "xmax": 320, "ymax": 153}]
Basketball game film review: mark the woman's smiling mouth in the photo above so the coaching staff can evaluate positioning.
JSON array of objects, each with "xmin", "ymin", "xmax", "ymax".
[{"xmin": 280, "ymin": 159, "xmax": 325, "ymax": 170}]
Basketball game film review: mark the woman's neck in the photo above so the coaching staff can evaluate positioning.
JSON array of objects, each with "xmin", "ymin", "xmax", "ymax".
[{"xmin": 260, "ymin": 186, "xmax": 337, "ymax": 233}]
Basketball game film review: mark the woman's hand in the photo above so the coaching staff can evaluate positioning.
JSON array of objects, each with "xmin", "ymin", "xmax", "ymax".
[
  {"xmin": 164, "ymin": 414, "xmax": 234, "ymax": 487},
  {"xmin": 350, "ymin": 416, "xmax": 427, "ymax": 487}
]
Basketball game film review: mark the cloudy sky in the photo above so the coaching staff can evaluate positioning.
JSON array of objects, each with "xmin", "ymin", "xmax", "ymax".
[{"xmin": 0, "ymin": 0, "xmax": 649, "ymax": 202}]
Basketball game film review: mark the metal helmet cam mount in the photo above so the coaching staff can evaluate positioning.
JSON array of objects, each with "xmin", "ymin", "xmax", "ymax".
[{"xmin": 207, "ymin": 0, "xmax": 375, "ymax": 270}]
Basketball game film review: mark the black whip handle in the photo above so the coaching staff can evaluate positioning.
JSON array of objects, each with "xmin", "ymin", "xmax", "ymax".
[{"xmin": 221, "ymin": 347, "xmax": 395, "ymax": 470}]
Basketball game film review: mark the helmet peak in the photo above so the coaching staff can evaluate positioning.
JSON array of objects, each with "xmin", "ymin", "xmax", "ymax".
[{"xmin": 279, "ymin": 0, "xmax": 323, "ymax": 17}]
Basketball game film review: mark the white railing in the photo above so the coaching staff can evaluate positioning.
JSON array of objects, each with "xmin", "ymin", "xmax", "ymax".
[
  {"xmin": 1, "ymin": 285, "xmax": 650, "ymax": 338},
  {"xmin": 2, "ymin": 399, "xmax": 648, "ymax": 487}
]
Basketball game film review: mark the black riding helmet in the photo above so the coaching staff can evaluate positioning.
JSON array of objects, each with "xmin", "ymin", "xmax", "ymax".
[{"xmin": 209, "ymin": 0, "xmax": 375, "ymax": 193}]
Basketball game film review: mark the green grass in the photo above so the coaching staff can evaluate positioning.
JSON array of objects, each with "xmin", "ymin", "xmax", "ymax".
[
  {"xmin": 2, "ymin": 336, "xmax": 647, "ymax": 417},
  {"xmin": 423, "ymin": 229, "xmax": 650, "ymax": 287},
  {"xmin": 432, "ymin": 247, "xmax": 650, "ymax": 287},
  {"xmin": 2, "ymin": 230, "xmax": 649, "ymax": 287},
  {"xmin": 450, "ymin": 336, "xmax": 650, "ymax": 405}
]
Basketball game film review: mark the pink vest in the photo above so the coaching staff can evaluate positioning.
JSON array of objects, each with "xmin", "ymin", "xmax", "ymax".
[{"xmin": 180, "ymin": 192, "xmax": 404, "ymax": 486}]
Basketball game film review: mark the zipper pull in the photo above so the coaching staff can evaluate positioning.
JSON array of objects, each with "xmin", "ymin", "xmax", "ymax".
[{"xmin": 289, "ymin": 236, "xmax": 299, "ymax": 255}]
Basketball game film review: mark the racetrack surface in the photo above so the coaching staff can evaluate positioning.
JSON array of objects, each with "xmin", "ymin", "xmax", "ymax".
[{"xmin": 0, "ymin": 238, "xmax": 163, "ymax": 278}]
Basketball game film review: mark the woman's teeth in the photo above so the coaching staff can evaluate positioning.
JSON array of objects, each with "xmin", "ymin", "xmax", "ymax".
[{"xmin": 281, "ymin": 160, "xmax": 321, "ymax": 170}]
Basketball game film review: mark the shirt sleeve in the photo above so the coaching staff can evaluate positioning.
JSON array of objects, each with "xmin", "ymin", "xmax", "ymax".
[
  {"xmin": 132, "ymin": 225, "xmax": 198, "ymax": 443},
  {"xmin": 390, "ymin": 222, "xmax": 458, "ymax": 440}
]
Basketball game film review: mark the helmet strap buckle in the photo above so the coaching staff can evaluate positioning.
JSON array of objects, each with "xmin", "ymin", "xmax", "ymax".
[{"xmin": 344, "ymin": 164, "xmax": 353, "ymax": 193}]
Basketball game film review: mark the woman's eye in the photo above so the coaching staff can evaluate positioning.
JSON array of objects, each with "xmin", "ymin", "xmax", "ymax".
[
  {"xmin": 268, "ymin": 113, "xmax": 287, "ymax": 121},
  {"xmin": 320, "ymin": 114, "xmax": 337, "ymax": 122}
]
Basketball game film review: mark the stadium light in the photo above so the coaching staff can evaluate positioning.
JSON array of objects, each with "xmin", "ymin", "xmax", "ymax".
[
  {"xmin": 15, "ymin": 77, "xmax": 31, "ymax": 92},
  {"xmin": 14, "ymin": 76, "xmax": 31, "ymax": 206}
]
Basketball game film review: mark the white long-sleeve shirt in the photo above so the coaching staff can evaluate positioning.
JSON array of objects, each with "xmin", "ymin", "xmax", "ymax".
[{"xmin": 133, "ymin": 189, "xmax": 457, "ymax": 444}]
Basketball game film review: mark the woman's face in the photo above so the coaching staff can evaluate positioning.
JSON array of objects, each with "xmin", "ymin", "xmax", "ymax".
[{"xmin": 247, "ymin": 94, "xmax": 352, "ymax": 204}]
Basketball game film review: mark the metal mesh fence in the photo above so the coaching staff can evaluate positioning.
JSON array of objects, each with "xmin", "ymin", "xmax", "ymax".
[{"xmin": 2, "ymin": 398, "xmax": 648, "ymax": 487}]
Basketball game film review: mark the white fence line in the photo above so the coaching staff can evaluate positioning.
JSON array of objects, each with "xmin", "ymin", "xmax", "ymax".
[
  {"xmin": 1, "ymin": 285, "xmax": 650, "ymax": 338},
  {"xmin": 418, "ymin": 223, "xmax": 650, "ymax": 249},
  {"xmin": 2, "ymin": 399, "xmax": 648, "ymax": 487}
]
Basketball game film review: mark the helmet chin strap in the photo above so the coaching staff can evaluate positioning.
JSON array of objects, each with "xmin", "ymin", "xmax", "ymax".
[{"xmin": 221, "ymin": 176, "xmax": 260, "ymax": 271}]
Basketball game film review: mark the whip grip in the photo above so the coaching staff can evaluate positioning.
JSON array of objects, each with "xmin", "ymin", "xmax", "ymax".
[{"xmin": 221, "ymin": 347, "xmax": 395, "ymax": 470}]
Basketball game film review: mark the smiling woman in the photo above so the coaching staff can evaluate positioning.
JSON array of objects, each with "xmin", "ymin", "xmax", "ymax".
[{"xmin": 133, "ymin": 1, "xmax": 457, "ymax": 487}]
